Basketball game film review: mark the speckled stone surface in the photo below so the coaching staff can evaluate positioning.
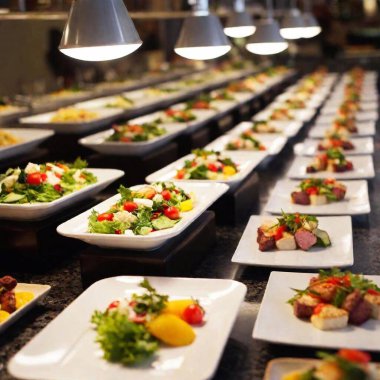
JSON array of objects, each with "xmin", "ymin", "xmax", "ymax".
[{"xmin": 1, "ymin": 102, "xmax": 380, "ymax": 380}]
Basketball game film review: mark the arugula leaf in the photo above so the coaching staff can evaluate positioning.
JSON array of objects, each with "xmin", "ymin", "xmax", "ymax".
[{"xmin": 71, "ymin": 157, "xmax": 88, "ymax": 169}]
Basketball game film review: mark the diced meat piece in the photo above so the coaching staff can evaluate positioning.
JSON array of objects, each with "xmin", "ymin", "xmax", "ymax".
[
  {"xmin": 258, "ymin": 234, "xmax": 276, "ymax": 251},
  {"xmin": 0, "ymin": 290, "xmax": 16, "ymax": 313},
  {"xmin": 341, "ymin": 141, "xmax": 354, "ymax": 150},
  {"xmin": 349, "ymin": 300, "xmax": 372, "ymax": 325},
  {"xmin": 332, "ymin": 186, "xmax": 346, "ymax": 200},
  {"xmin": 0, "ymin": 276, "xmax": 17, "ymax": 291},
  {"xmin": 293, "ymin": 295, "xmax": 319, "ymax": 319},
  {"xmin": 294, "ymin": 229, "xmax": 317, "ymax": 251},
  {"xmin": 309, "ymin": 282, "xmax": 337, "ymax": 303},
  {"xmin": 306, "ymin": 166, "xmax": 317, "ymax": 173},
  {"xmin": 257, "ymin": 226, "xmax": 265, "ymax": 242},
  {"xmin": 317, "ymin": 143, "xmax": 326, "ymax": 151},
  {"xmin": 342, "ymin": 290, "xmax": 361, "ymax": 312},
  {"xmin": 291, "ymin": 191, "xmax": 310, "ymax": 205}
]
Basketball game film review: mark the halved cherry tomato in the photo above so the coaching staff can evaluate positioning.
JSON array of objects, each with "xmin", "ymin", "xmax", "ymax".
[
  {"xmin": 338, "ymin": 349, "xmax": 371, "ymax": 364},
  {"xmin": 26, "ymin": 173, "xmax": 44, "ymax": 186},
  {"xmin": 294, "ymin": 213, "xmax": 301, "ymax": 224},
  {"xmin": 367, "ymin": 289, "xmax": 380, "ymax": 296},
  {"xmin": 182, "ymin": 303, "xmax": 204, "ymax": 325},
  {"xmin": 165, "ymin": 109, "xmax": 176, "ymax": 116},
  {"xmin": 162, "ymin": 190, "xmax": 171, "ymax": 201},
  {"xmin": 305, "ymin": 187, "xmax": 318, "ymax": 195},
  {"xmin": 53, "ymin": 184, "xmax": 62, "ymax": 192},
  {"xmin": 97, "ymin": 213, "xmax": 114, "ymax": 222},
  {"xmin": 274, "ymin": 225, "xmax": 287, "ymax": 241},
  {"xmin": 40, "ymin": 173, "xmax": 47, "ymax": 181},
  {"xmin": 176, "ymin": 170, "xmax": 185, "ymax": 179},
  {"xmin": 107, "ymin": 300, "xmax": 120, "ymax": 310},
  {"xmin": 115, "ymin": 230, "xmax": 122, "ymax": 235},
  {"xmin": 123, "ymin": 201, "xmax": 138, "ymax": 212},
  {"xmin": 207, "ymin": 163, "xmax": 218, "ymax": 172},
  {"xmin": 164, "ymin": 206, "xmax": 180, "ymax": 220},
  {"xmin": 313, "ymin": 303, "xmax": 326, "ymax": 315}
]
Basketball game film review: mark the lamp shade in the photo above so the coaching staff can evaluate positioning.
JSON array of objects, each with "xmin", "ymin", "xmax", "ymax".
[
  {"xmin": 280, "ymin": 8, "xmax": 305, "ymax": 40},
  {"xmin": 302, "ymin": 12, "xmax": 321, "ymax": 38},
  {"xmin": 175, "ymin": 14, "xmax": 231, "ymax": 60},
  {"xmin": 224, "ymin": 11, "xmax": 256, "ymax": 38},
  {"xmin": 246, "ymin": 18, "xmax": 288, "ymax": 55},
  {"xmin": 59, "ymin": 0, "xmax": 142, "ymax": 62}
]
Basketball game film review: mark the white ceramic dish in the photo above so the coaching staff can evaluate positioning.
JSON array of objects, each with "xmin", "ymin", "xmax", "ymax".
[
  {"xmin": 264, "ymin": 179, "xmax": 370, "ymax": 215},
  {"xmin": 8, "ymin": 276, "xmax": 246, "ymax": 380},
  {"xmin": 255, "ymin": 108, "xmax": 316, "ymax": 123},
  {"xmin": 286, "ymin": 155, "xmax": 375, "ymax": 180},
  {"xmin": 205, "ymin": 134, "xmax": 287, "ymax": 155},
  {"xmin": 0, "ymin": 128, "xmax": 54, "ymax": 160},
  {"xmin": 232, "ymin": 215, "xmax": 353, "ymax": 269},
  {"xmin": 0, "ymin": 106, "xmax": 29, "ymax": 124},
  {"xmin": 20, "ymin": 108, "xmax": 123, "ymax": 134},
  {"xmin": 321, "ymin": 102, "xmax": 378, "ymax": 115},
  {"xmin": 253, "ymin": 271, "xmax": 380, "ymax": 350},
  {"xmin": 316, "ymin": 110, "xmax": 378, "ymax": 124},
  {"xmin": 0, "ymin": 168, "xmax": 124, "ymax": 221},
  {"xmin": 308, "ymin": 122, "xmax": 376, "ymax": 138},
  {"xmin": 79, "ymin": 124, "xmax": 187, "ymax": 156},
  {"xmin": 246, "ymin": 119, "xmax": 303, "ymax": 138},
  {"xmin": 145, "ymin": 151, "xmax": 268, "ymax": 191},
  {"xmin": 294, "ymin": 137, "xmax": 374, "ymax": 156},
  {"xmin": 0, "ymin": 283, "xmax": 51, "ymax": 333},
  {"xmin": 57, "ymin": 182, "xmax": 228, "ymax": 249}
]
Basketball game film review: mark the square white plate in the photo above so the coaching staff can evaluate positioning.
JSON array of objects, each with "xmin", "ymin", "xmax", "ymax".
[
  {"xmin": 145, "ymin": 151, "xmax": 268, "ymax": 191},
  {"xmin": 264, "ymin": 179, "xmax": 370, "ymax": 215},
  {"xmin": 286, "ymin": 155, "xmax": 375, "ymax": 179},
  {"xmin": 255, "ymin": 108, "xmax": 316, "ymax": 123},
  {"xmin": 232, "ymin": 215, "xmax": 353, "ymax": 268},
  {"xmin": 0, "ymin": 283, "xmax": 51, "ymax": 333},
  {"xmin": 0, "ymin": 129, "xmax": 54, "ymax": 160},
  {"xmin": 8, "ymin": 276, "xmax": 246, "ymax": 380},
  {"xmin": 57, "ymin": 182, "xmax": 228, "ymax": 249},
  {"xmin": 253, "ymin": 271, "xmax": 380, "ymax": 350},
  {"xmin": 20, "ymin": 108, "xmax": 123, "ymax": 134},
  {"xmin": 245, "ymin": 119, "xmax": 304, "ymax": 138},
  {"xmin": 0, "ymin": 168, "xmax": 124, "ymax": 221},
  {"xmin": 205, "ymin": 134, "xmax": 287, "ymax": 156},
  {"xmin": 308, "ymin": 122, "xmax": 376, "ymax": 138},
  {"xmin": 294, "ymin": 137, "xmax": 374, "ymax": 156},
  {"xmin": 316, "ymin": 110, "xmax": 378, "ymax": 124},
  {"xmin": 321, "ymin": 102, "xmax": 378, "ymax": 115}
]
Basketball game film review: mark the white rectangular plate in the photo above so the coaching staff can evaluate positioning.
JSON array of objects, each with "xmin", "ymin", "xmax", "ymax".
[
  {"xmin": 232, "ymin": 215, "xmax": 353, "ymax": 268},
  {"xmin": 20, "ymin": 108, "xmax": 123, "ymax": 134},
  {"xmin": 145, "ymin": 151, "xmax": 268, "ymax": 191},
  {"xmin": 8, "ymin": 276, "xmax": 246, "ymax": 380},
  {"xmin": 0, "ymin": 283, "xmax": 51, "ymax": 333},
  {"xmin": 0, "ymin": 106, "xmax": 29, "ymax": 124},
  {"xmin": 245, "ymin": 119, "xmax": 304, "ymax": 138},
  {"xmin": 0, "ymin": 129, "xmax": 54, "ymax": 160},
  {"xmin": 308, "ymin": 122, "xmax": 376, "ymax": 138},
  {"xmin": 57, "ymin": 182, "xmax": 228, "ymax": 249},
  {"xmin": 0, "ymin": 168, "xmax": 124, "ymax": 221},
  {"xmin": 286, "ymin": 156, "xmax": 375, "ymax": 179},
  {"xmin": 253, "ymin": 271, "xmax": 380, "ymax": 350},
  {"xmin": 264, "ymin": 179, "xmax": 370, "ymax": 215},
  {"xmin": 254, "ymin": 108, "xmax": 316, "ymax": 123},
  {"xmin": 294, "ymin": 137, "xmax": 374, "ymax": 156},
  {"xmin": 317, "ymin": 111, "xmax": 378, "ymax": 123}
]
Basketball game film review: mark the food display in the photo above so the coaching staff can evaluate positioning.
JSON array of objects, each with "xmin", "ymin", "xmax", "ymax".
[
  {"xmin": 288, "ymin": 269, "xmax": 380, "ymax": 330},
  {"xmin": 225, "ymin": 130, "xmax": 266, "ymax": 151},
  {"xmin": 175, "ymin": 149, "xmax": 239, "ymax": 180},
  {"xmin": 331, "ymin": 116, "xmax": 358, "ymax": 134},
  {"xmin": 157, "ymin": 108, "xmax": 197, "ymax": 123},
  {"xmin": 49, "ymin": 88, "xmax": 84, "ymax": 98},
  {"xmin": 0, "ymin": 98, "xmax": 18, "ymax": 113},
  {"xmin": 0, "ymin": 129, "xmax": 21, "ymax": 147},
  {"xmin": 317, "ymin": 133, "xmax": 355, "ymax": 150},
  {"xmin": 291, "ymin": 178, "xmax": 347, "ymax": 205},
  {"xmin": 270, "ymin": 107, "xmax": 294, "ymax": 121},
  {"xmin": 106, "ymin": 122, "xmax": 166, "ymax": 142},
  {"xmin": 0, "ymin": 158, "xmax": 97, "ymax": 204},
  {"xmin": 282, "ymin": 350, "xmax": 379, "ymax": 380},
  {"xmin": 257, "ymin": 212, "xmax": 331, "ymax": 251},
  {"xmin": 306, "ymin": 148, "xmax": 353, "ymax": 173},
  {"xmin": 185, "ymin": 97, "xmax": 215, "ymax": 110},
  {"xmin": 283, "ymin": 98, "xmax": 306, "ymax": 109},
  {"xmin": 50, "ymin": 107, "xmax": 98, "ymax": 122},
  {"xmin": 251, "ymin": 120, "xmax": 281, "ymax": 134},
  {"xmin": 88, "ymin": 182, "xmax": 194, "ymax": 235},
  {"xmin": 105, "ymin": 95, "xmax": 134, "ymax": 109},
  {"xmin": 91, "ymin": 279, "xmax": 205, "ymax": 364},
  {"xmin": 0, "ymin": 276, "xmax": 34, "ymax": 323}
]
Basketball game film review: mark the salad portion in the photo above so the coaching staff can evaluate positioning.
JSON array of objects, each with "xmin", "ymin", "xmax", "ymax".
[
  {"xmin": 106, "ymin": 122, "xmax": 166, "ymax": 142},
  {"xmin": 331, "ymin": 116, "xmax": 358, "ymax": 134},
  {"xmin": 50, "ymin": 107, "xmax": 98, "ymax": 123},
  {"xmin": 318, "ymin": 133, "xmax": 355, "ymax": 151},
  {"xmin": 105, "ymin": 95, "xmax": 134, "ymax": 109},
  {"xmin": 175, "ymin": 149, "xmax": 239, "ymax": 180},
  {"xmin": 306, "ymin": 148, "xmax": 353, "ymax": 173},
  {"xmin": 0, "ymin": 129, "xmax": 21, "ymax": 147},
  {"xmin": 257, "ymin": 212, "xmax": 331, "ymax": 252},
  {"xmin": 251, "ymin": 120, "xmax": 281, "ymax": 134},
  {"xmin": 225, "ymin": 131, "xmax": 266, "ymax": 151},
  {"xmin": 0, "ymin": 158, "xmax": 97, "ymax": 204},
  {"xmin": 288, "ymin": 269, "xmax": 380, "ymax": 330},
  {"xmin": 88, "ymin": 182, "xmax": 194, "ymax": 235},
  {"xmin": 282, "ymin": 350, "xmax": 379, "ymax": 380},
  {"xmin": 185, "ymin": 97, "xmax": 216, "ymax": 111},
  {"xmin": 0, "ymin": 276, "xmax": 34, "ymax": 323},
  {"xmin": 157, "ymin": 108, "xmax": 197, "ymax": 123},
  {"xmin": 269, "ymin": 108, "xmax": 294, "ymax": 121},
  {"xmin": 291, "ymin": 178, "xmax": 347, "ymax": 205},
  {"xmin": 91, "ymin": 279, "xmax": 205, "ymax": 365}
]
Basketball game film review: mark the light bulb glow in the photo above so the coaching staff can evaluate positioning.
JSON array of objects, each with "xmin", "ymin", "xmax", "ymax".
[
  {"xmin": 302, "ymin": 26, "xmax": 321, "ymax": 38},
  {"xmin": 60, "ymin": 44, "xmax": 141, "ymax": 61},
  {"xmin": 280, "ymin": 27, "xmax": 305, "ymax": 40},
  {"xmin": 224, "ymin": 25, "xmax": 256, "ymax": 38},
  {"xmin": 174, "ymin": 45, "xmax": 231, "ymax": 60},
  {"xmin": 246, "ymin": 42, "xmax": 288, "ymax": 55}
]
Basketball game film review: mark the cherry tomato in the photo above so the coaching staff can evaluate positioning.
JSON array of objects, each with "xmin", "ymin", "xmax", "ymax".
[
  {"xmin": 306, "ymin": 186, "xmax": 318, "ymax": 195},
  {"xmin": 26, "ymin": 172, "xmax": 44, "ymax": 186},
  {"xmin": 97, "ymin": 213, "xmax": 114, "ymax": 222},
  {"xmin": 107, "ymin": 300, "xmax": 120, "ymax": 311},
  {"xmin": 165, "ymin": 109, "xmax": 176, "ymax": 116},
  {"xmin": 40, "ymin": 173, "xmax": 47, "ymax": 182},
  {"xmin": 294, "ymin": 213, "xmax": 301, "ymax": 224},
  {"xmin": 207, "ymin": 163, "xmax": 218, "ymax": 172},
  {"xmin": 53, "ymin": 184, "xmax": 62, "ymax": 192},
  {"xmin": 123, "ymin": 201, "xmax": 138, "ymax": 212},
  {"xmin": 176, "ymin": 170, "xmax": 185, "ymax": 179},
  {"xmin": 367, "ymin": 289, "xmax": 380, "ymax": 296},
  {"xmin": 115, "ymin": 230, "xmax": 122, "ymax": 235},
  {"xmin": 338, "ymin": 349, "xmax": 371, "ymax": 364},
  {"xmin": 313, "ymin": 303, "xmax": 326, "ymax": 315},
  {"xmin": 164, "ymin": 206, "xmax": 180, "ymax": 220},
  {"xmin": 182, "ymin": 303, "xmax": 204, "ymax": 325},
  {"xmin": 274, "ymin": 225, "xmax": 287, "ymax": 241},
  {"xmin": 162, "ymin": 190, "xmax": 171, "ymax": 201}
]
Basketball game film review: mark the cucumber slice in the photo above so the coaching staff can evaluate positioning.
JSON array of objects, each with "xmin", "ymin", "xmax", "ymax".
[
  {"xmin": 2, "ymin": 192, "xmax": 26, "ymax": 203},
  {"xmin": 314, "ymin": 228, "xmax": 331, "ymax": 247}
]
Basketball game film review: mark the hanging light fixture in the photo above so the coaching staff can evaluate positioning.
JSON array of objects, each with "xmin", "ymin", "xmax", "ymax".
[
  {"xmin": 302, "ymin": 0, "xmax": 321, "ymax": 38},
  {"xmin": 245, "ymin": 0, "xmax": 288, "ymax": 55},
  {"xmin": 280, "ymin": 2, "xmax": 305, "ymax": 40},
  {"xmin": 175, "ymin": 0, "xmax": 231, "ymax": 60},
  {"xmin": 59, "ymin": 0, "xmax": 142, "ymax": 62},
  {"xmin": 224, "ymin": 0, "xmax": 256, "ymax": 39}
]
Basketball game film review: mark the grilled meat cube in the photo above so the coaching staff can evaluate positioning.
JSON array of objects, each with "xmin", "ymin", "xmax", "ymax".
[
  {"xmin": 293, "ymin": 295, "xmax": 320, "ymax": 319},
  {"xmin": 332, "ymin": 186, "xmax": 346, "ymax": 200},
  {"xmin": 308, "ymin": 282, "xmax": 337, "ymax": 303},
  {"xmin": 342, "ymin": 290, "xmax": 371, "ymax": 325},
  {"xmin": 258, "ymin": 234, "xmax": 276, "ymax": 251},
  {"xmin": 294, "ymin": 229, "xmax": 317, "ymax": 251},
  {"xmin": 0, "ymin": 290, "xmax": 16, "ymax": 313},
  {"xmin": 0, "ymin": 276, "xmax": 17, "ymax": 291},
  {"xmin": 291, "ymin": 191, "xmax": 310, "ymax": 205}
]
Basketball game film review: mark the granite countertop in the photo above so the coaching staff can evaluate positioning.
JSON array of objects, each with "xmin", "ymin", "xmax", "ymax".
[{"xmin": 1, "ymin": 107, "xmax": 380, "ymax": 379}]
